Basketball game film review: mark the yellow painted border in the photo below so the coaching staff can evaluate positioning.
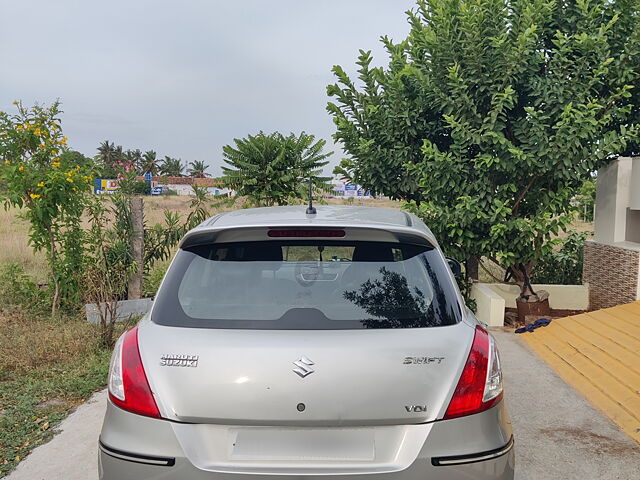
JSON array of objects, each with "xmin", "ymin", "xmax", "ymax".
[{"xmin": 521, "ymin": 302, "xmax": 640, "ymax": 444}]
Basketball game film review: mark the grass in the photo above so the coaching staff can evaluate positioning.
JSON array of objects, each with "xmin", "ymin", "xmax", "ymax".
[
  {"xmin": 0, "ymin": 307, "xmax": 115, "ymax": 477},
  {"xmin": 0, "ymin": 209, "xmax": 46, "ymax": 283}
]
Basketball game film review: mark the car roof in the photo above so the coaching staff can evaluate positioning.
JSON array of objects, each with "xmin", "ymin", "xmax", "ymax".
[{"xmin": 186, "ymin": 205, "xmax": 436, "ymax": 244}]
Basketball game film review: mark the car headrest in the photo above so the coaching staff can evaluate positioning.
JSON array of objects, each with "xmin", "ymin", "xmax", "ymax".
[
  {"xmin": 244, "ymin": 244, "xmax": 283, "ymax": 262},
  {"xmin": 352, "ymin": 244, "xmax": 394, "ymax": 262}
]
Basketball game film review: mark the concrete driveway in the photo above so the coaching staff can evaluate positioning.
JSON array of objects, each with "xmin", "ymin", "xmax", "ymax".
[{"xmin": 6, "ymin": 329, "xmax": 640, "ymax": 480}]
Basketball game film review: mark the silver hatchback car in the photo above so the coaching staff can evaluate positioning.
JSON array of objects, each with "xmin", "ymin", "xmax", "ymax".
[{"xmin": 99, "ymin": 205, "xmax": 514, "ymax": 480}]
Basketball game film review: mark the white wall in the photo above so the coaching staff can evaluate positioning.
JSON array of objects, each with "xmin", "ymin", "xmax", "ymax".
[
  {"xmin": 470, "ymin": 283, "xmax": 589, "ymax": 326},
  {"xmin": 594, "ymin": 157, "xmax": 633, "ymax": 245},
  {"xmin": 470, "ymin": 284, "xmax": 506, "ymax": 327}
]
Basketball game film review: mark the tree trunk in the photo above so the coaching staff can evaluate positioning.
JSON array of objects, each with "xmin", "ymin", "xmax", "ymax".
[
  {"xmin": 510, "ymin": 262, "xmax": 536, "ymax": 298},
  {"xmin": 51, "ymin": 281, "xmax": 60, "ymax": 317},
  {"xmin": 49, "ymin": 229, "xmax": 59, "ymax": 317},
  {"xmin": 510, "ymin": 262, "xmax": 550, "ymax": 323},
  {"xmin": 465, "ymin": 255, "xmax": 479, "ymax": 281},
  {"xmin": 127, "ymin": 196, "xmax": 144, "ymax": 300}
]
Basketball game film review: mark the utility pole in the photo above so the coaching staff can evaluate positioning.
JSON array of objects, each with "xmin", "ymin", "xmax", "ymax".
[{"xmin": 128, "ymin": 196, "xmax": 144, "ymax": 299}]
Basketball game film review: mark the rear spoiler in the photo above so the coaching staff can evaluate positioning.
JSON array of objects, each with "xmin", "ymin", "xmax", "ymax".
[{"xmin": 180, "ymin": 226, "xmax": 436, "ymax": 250}]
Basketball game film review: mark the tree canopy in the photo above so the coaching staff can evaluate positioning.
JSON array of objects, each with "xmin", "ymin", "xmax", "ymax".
[
  {"xmin": 187, "ymin": 160, "xmax": 209, "ymax": 178},
  {"xmin": 222, "ymin": 131, "xmax": 332, "ymax": 206},
  {"xmin": 159, "ymin": 156, "xmax": 185, "ymax": 177},
  {"xmin": 327, "ymin": 0, "xmax": 640, "ymax": 294}
]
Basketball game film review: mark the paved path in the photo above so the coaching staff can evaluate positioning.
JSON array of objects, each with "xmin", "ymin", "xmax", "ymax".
[
  {"xmin": 494, "ymin": 328, "xmax": 640, "ymax": 479},
  {"xmin": 6, "ymin": 389, "xmax": 106, "ymax": 480},
  {"xmin": 520, "ymin": 301, "xmax": 640, "ymax": 443},
  {"xmin": 6, "ymin": 330, "xmax": 640, "ymax": 480}
]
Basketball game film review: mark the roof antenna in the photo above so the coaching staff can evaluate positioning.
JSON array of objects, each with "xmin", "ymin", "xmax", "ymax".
[{"xmin": 305, "ymin": 177, "xmax": 316, "ymax": 215}]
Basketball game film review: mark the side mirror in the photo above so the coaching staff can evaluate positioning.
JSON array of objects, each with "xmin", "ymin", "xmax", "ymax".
[{"xmin": 446, "ymin": 257, "xmax": 462, "ymax": 279}]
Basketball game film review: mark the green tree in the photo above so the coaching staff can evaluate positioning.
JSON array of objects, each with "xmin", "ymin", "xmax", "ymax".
[
  {"xmin": 141, "ymin": 150, "xmax": 159, "ymax": 175},
  {"xmin": 125, "ymin": 149, "xmax": 143, "ymax": 173},
  {"xmin": 159, "ymin": 156, "xmax": 184, "ymax": 177},
  {"xmin": 60, "ymin": 150, "xmax": 93, "ymax": 169},
  {"xmin": 576, "ymin": 178, "xmax": 596, "ymax": 222},
  {"xmin": 96, "ymin": 140, "xmax": 120, "ymax": 178},
  {"xmin": 221, "ymin": 131, "xmax": 332, "ymax": 206},
  {"xmin": 0, "ymin": 101, "xmax": 95, "ymax": 314},
  {"xmin": 188, "ymin": 160, "xmax": 209, "ymax": 178},
  {"xmin": 327, "ymin": 0, "xmax": 640, "ymax": 297}
]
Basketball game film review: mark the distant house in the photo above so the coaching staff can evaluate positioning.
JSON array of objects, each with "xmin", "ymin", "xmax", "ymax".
[
  {"xmin": 94, "ymin": 176, "xmax": 233, "ymax": 196},
  {"xmin": 331, "ymin": 178, "xmax": 372, "ymax": 198},
  {"xmin": 148, "ymin": 177, "xmax": 232, "ymax": 196}
]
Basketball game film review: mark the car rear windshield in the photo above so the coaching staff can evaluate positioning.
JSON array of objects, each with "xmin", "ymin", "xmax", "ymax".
[{"xmin": 151, "ymin": 241, "xmax": 461, "ymax": 329}]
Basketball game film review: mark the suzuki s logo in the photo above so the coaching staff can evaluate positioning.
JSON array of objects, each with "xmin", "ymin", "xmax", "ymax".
[{"xmin": 292, "ymin": 356, "xmax": 315, "ymax": 378}]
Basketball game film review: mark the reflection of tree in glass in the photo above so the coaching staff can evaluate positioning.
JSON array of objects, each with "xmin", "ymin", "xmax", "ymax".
[
  {"xmin": 343, "ymin": 267, "xmax": 434, "ymax": 328},
  {"xmin": 421, "ymin": 257, "xmax": 456, "ymax": 327}
]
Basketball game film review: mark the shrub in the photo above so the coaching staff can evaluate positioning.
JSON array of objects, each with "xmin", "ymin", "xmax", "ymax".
[
  {"xmin": 0, "ymin": 263, "xmax": 49, "ymax": 314},
  {"xmin": 129, "ymin": 180, "xmax": 150, "ymax": 195},
  {"xmin": 0, "ymin": 101, "xmax": 94, "ymax": 315},
  {"xmin": 532, "ymin": 232, "xmax": 588, "ymax": 285},
  {"xmin": 575, "ymin": 179, "xmax": 596, "ymax": 223},
  {"xmin": 143, "ymin": 264, "xmax": 167, "ymax": 298}
]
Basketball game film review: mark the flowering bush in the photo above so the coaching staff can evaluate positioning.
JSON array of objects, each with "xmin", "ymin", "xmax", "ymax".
[{"xmin": 0, "ymin": 101, "xmax": 94, "ymax": 314}]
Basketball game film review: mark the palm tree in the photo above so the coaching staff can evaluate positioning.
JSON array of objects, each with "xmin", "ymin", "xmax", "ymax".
[
  {"xmin": 97, "ymin": 140, "xmax": 119, "ymax": 178},
  {"xmin": 127, "ymin": 149, "xmax": 144, "ymax": 173},
  {"xmin": 141, "ymin": 150, "xmax": 159, "ymax": 176},
  {"xmin": 188, "ymin": 160, "xmax": 209, "ymax": 178},
  {"xmin": 123, "ymin": 149, "xmax": 142, "ymax": 173},
  {"xmin": 159, "ymin": 156, "xmax": 184, "ymax": 177}
]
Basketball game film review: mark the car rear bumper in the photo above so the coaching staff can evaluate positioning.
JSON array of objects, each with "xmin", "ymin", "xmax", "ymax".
[
  {"xmin": 100, "ymin": 447, "xmax": 514, "ymax": 480},
  {"xmin": 99, "ymin": 400, "xmax": 514, "ymax": 480}
]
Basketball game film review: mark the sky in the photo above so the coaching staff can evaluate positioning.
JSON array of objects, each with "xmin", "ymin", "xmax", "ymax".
[{"xmin": 0, "ymin": 0, "xmax": 416, "ymax": 176}]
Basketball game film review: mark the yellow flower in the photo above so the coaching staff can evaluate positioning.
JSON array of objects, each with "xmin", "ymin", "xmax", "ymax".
[
  {"xmin": 59, "ymin": 136, "xmax": 68, "ymax": 145},
  {"xmin": 38, "ymin": 144, "xmax": 46, "ymax": 150},
  {"xmin": 16, "ymin": 125, "xmax": 24, "ymax": 132},
  {"xmin": 18, "ymin": 166, "xmax": 25, "ymax": 171},
  {"xmin": 37, "ymin": 181, "xmax": 45, "ymax": 187},
  {"xmin": 12, "ymin": 100, "xmax": 19, "ymax": 105},
  {"xmin": 4, "ymin": 160, "xmax": 9, "ymax": 165},
  {"xmin": 34, "ymin": 128, "xmax": 41, "ymax": 136},
  {"xmin": 66, "ymin": 177, "xmax": 73, "ymax": 183},
  {"xmin": 29, "ymin": 193, "xmax": 41, "ymax": 199},
  {"xmin": 52, "ymin": 161, "xmax": 61, "ymax": 168}
]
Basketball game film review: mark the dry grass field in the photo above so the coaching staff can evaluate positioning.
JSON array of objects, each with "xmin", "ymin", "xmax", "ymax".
[
  {"xmin": 0, "ymin": 208, "xmax": 47, "ymax": 282},
  {"xmin": 0, "ymin": 195, "xmax": 403, "ymax": 277},
  {"xmin": 0, "ymin": 194, "xmax": 591, "ymax": 282},
  {"xmin": 0, "ymin": 194, "xmax": 591, "ymax": 283}
]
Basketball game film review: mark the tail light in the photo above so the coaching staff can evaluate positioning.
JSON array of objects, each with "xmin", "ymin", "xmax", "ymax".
[
  {"xmin": 108, "ymin": 326, "xmax": 161, "ymax": 419},
  {"xmin": 444, "ymin": 325, "xmax": 503, "ymax": 419}
]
